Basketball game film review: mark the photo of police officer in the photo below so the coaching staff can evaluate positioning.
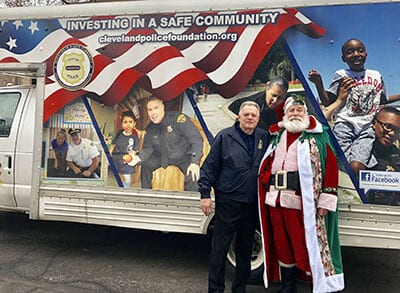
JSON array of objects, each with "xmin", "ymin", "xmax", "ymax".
[
  {"xmin": 129, "ymin": 97, "xmax": 203, "ymax": 191},
  {"xmin": 65, "ymin": 128, "xmax": 100, "ymax": 179}
]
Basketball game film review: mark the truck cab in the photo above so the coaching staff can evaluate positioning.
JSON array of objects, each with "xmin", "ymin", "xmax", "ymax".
[{"xmin": 0, "ymin": 65, "xmax": 44, "ymax": 213}]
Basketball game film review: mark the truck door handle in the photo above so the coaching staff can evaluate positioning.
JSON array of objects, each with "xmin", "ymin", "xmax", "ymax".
[{"xmin": 8, "ymin": 156, "xmax": 11, "ymax": 169}]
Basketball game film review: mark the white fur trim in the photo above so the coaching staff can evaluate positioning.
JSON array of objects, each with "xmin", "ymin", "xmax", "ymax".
[
  {"xmin": 298, "ymin": 141, "xmax": 344, "ymax": 293},
  {"xmin": 298, "ymin": 140, "xmax": 327, "ymax": 293},
  {"xmin": 258, "ymin": 144, "xmax": 276, "ymax": 289},
  {"xmin": 265, "ymin": 189, "xmax": 278, "ymax": 207},
  {"xmin": 278, "ymin": 261, "xmax": 296, "ymax": 268},
  {"xmin": 280, "ymin": 191, "xmax": 302, "ymax": 210},
  {"xmin": 313, "ymin": 273, "xmax": 345, "ymax": 293},
  {"xmin": 317, "ymin": 193, "xmax": 338, "ymax": 212},
  {"xmin": 305, "ymin": 116, "xmax": 323, "ymax": 134},
  {"xmin": 260, "ymin": 144, "xmax": 275, "ymax": 170}
]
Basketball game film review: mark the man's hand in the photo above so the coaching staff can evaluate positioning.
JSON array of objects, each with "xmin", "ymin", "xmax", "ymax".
[
  {"xmin": 186, "ymin": 163, "xmax": 200, "ymax": 181},
  {"xmin": 308, "ymin": 69, "xmax": 323, "ymax": 86},
  {"xmin": 72, "ymin": 166, "xmax": 81, "ymax": 175},
  {"xmin": 318, "ymin": 208, "xmax": 329, "ymax": 217},
  {"xmin": 337, "ymin": 77, "xmax": 355, "ymax": 105},
  {"xmin": 200, "ymin": 198, "xmax": 213, "ymax": 216},
  {"xmin": 81, "ymin": 170, "xmax": 92, "ymax": 177},
  {"xmin": 127, "ymin": 154, "xmax": 141, "ymax": 167},
  {"xmin": 308, "ymin": 68, "xmax": 331, "ymax": 106}
]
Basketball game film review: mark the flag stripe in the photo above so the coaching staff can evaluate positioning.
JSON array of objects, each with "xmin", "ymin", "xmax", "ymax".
[{"xmin": 0, "ymin": 8, "xmax": 325, "ymax": 122}]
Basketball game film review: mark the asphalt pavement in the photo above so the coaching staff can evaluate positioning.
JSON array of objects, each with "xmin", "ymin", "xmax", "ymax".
[{"xmin": 0, "ymin": 212, "xmax": 399, "ymax": 293}]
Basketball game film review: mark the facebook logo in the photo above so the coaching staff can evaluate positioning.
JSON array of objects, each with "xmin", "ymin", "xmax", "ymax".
[{"xmin": 360, "ymin": 171, "xmax": 371, "ymax": 182}]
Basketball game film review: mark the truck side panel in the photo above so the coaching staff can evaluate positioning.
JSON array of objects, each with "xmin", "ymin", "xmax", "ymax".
[
  {"xmin": 339, "ymin": 204, "xmax": 400, "ymax": 249},
  {"xmin": 39, "ymin": 184, "xmax": 208, "ymax": 234}
]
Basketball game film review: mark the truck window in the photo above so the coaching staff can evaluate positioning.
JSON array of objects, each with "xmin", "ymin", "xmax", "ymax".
[{"xmin": 0, "ymin": 92, "xmax": 21, "ymax": 137}]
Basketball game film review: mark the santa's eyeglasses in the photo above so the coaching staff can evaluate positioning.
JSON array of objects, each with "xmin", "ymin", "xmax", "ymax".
[{"xmin": 375, "ymin": 119, "xmax": 400, "ymax": 134}]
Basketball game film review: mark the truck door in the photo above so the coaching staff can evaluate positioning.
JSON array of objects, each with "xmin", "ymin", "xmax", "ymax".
[{"xmin": 0, "ymin": 89, "xmax": 29, "ymax": 208}]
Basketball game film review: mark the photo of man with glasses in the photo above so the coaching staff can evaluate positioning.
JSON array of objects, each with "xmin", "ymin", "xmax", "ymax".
[{"xmin": 367, "ymin": 106, "xmax": 400, "ymax": 205}]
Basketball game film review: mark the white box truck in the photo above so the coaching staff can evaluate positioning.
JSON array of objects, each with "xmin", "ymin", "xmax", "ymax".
[{"xmin": 0, "ymin": 0, "xmax": 399, "ymax": 281}]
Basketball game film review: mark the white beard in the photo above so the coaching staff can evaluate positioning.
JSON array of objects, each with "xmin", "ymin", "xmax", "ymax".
[{"xmin": 279, "ymin": 115, "xmax": 310, "ymax": 133}]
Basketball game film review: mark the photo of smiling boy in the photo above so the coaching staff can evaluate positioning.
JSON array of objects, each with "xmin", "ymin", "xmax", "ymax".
[{"xmin": 309, "ymin": 38, "xmax": 393, "ymax": 176}]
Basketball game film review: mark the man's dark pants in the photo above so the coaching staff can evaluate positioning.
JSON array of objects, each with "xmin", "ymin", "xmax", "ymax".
[
  {"xmin": 209, "ymin": 197, "xmax": 258, "ymax": 293},
  {"xmin": 65, "ymin": 166, "xmax": 99, "ymax": 178}
]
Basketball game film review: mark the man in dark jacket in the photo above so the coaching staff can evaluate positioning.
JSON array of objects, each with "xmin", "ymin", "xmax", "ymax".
[
  {"xmin": 132, "ymin": 97, "xmax": 203, "ymax": 191},
  {"xmin": 198, "ymin": 101, "xmax": 269, "ymax": 293},
  {"xmin": 229, "ymin": 76, "xmax": 289, "ymax": 130}
]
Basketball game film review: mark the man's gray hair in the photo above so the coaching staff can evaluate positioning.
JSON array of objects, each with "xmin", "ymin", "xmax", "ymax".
[
  {"xmin": 266, "ymin": 76, "xmax": 289, "ymax": 92},
  {"xmin": 239, "ymin": 100, "xmax": 260, "ymax": 114}
]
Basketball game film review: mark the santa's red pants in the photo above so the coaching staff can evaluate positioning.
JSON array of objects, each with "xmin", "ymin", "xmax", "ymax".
[{"xmin": 268, "ymin": 205, "xmax": 311, "ymax": 273}]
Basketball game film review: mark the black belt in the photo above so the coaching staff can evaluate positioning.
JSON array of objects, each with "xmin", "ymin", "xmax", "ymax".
[{"xmin": 269, "ymin": 171, "xmax": 300, "ymax": 190}]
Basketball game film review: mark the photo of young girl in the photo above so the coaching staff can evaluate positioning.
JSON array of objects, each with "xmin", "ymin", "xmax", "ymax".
[{"xmin": 110, "ymin": 111, "xmax": 140, "ymax": 187}]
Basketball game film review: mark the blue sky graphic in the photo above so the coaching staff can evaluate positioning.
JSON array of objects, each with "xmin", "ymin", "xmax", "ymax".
[{"xmin": 284, "ymin": 2, "xmax": 400, "ymax": 97}]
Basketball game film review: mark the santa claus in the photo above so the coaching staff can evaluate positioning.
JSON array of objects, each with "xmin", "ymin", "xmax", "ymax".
[{"xmin": 258, "ymin": 96, "xmax": 344, "ymax": 293}]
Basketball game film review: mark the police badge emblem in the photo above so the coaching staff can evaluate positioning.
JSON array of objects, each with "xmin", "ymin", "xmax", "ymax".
[
  {"xmin": 177, "ymin": 114, "xmax": 186, "ymax": 123},
  {"xmin": 53, "ymin": 44, "xmax": 94, "ymax": 91}
]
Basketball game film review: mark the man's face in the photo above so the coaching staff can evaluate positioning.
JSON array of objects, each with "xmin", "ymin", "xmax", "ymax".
[
  {"xmin": 374, "ymin": 111, "xmax": 400, "ymax": 147},
  {"xmin": 341, "ymin": 39, "xmax": 367, "ymax": 72},
  {"xmin": 71, "ymin": 133, "xmax": 82, "ymax": 145},
  {"xmin": 282, "ymin": 104, "xmax": 309, "ymax": 133},
  {"xmin": 265, "ymin": 84, "xmax": 286, "ymax": 109},
  {"xmin": 147, "ymin": 99, "xmax": 165, "ymax": 124},
  {"xmin": 238, "ymin": 105, "xmax": 260, "ymax": 133},
  {"xmin": 286, "ymin": 105, "xmax": 306, "ymax": 121}
]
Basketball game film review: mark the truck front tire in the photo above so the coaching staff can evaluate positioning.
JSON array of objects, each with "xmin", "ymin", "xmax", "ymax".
[{"xmin": 226, "ymin": 228, "xmax": 264, "ymax": 284}]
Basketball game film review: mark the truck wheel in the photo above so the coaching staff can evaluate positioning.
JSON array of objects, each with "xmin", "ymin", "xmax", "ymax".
[{"xmin": 226, "ymin": 229, "xmax": 264, "ymax": 284}]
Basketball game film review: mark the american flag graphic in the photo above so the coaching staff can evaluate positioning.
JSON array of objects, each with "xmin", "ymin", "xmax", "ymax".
[{"xmin": 0, "ymin": 8, "xmax": 324, "ymax": 122}]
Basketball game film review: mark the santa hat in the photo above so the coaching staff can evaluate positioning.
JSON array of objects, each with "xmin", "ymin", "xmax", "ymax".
[{"xmin": 283, "ymin": 96, "xmax": 308, "ymax": 114}]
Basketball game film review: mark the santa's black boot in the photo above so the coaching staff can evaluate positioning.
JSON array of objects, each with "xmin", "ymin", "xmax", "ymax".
[{"xmin": 279, "ymin": 267, "xmax": 297, "ymax": 293}]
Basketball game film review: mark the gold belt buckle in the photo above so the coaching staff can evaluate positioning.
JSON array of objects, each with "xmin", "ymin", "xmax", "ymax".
[{"xmin": 275, "ymin": 170, "xmax": 287, "ymax": 190}]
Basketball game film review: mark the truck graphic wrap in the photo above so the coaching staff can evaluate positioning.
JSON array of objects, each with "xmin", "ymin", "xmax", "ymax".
[
  {"xmin": 0, "ymin": 1, "xmax": 398, "ymax": 252},
  {"xmin": 0, "ymin": 7, "xmax": 328, "ymax": 191}
]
